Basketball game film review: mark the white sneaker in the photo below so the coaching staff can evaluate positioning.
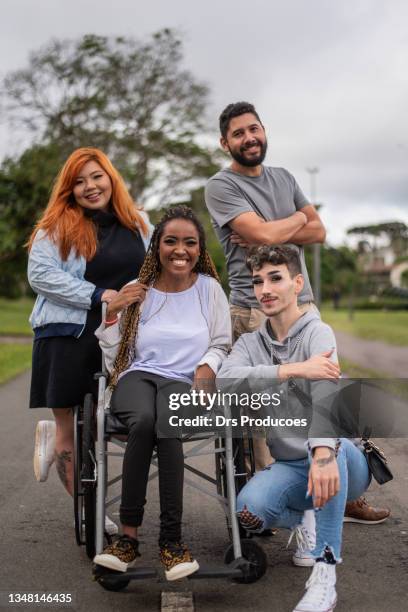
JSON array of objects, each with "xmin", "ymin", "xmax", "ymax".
[
  {"xmin": 104, "ymin": 515, "xmax": 119, "ymax": 536},
  {"xmin": 293, "ymin": 562, "xmax": 337, "ymax": 612},
  {"xmin": 74, "ymin": 515, "xmax": 118, "ymax": 537},
  {"xmin": 33, "ymin": 420, "xmax": 56, "ymax": 482},
  {"xmin": 289, "ymin": 510, "xmax": 316, "ymax": 567}
]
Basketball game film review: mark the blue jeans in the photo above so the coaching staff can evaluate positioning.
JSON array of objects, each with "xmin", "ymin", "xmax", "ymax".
[{"xmin": 236, "ymin": 438, "xmax": 371, "ymax": 560}]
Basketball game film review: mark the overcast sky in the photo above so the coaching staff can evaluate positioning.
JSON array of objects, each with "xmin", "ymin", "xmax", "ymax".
[{"xmin": 1, "ymin": 0, "xmax": 407, "ymax": 245}]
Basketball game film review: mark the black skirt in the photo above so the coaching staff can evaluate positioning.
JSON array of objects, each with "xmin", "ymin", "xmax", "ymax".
[{"xmin": 29, "ymin": 311, "xmax": 102, "ymax": 409}]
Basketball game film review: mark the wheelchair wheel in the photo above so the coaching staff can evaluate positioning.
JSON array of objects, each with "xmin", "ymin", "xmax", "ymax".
[
  {"xmin": 224, "ymin": 539, "xmax": 267, "ymax": 584},
  {"xmin": 97, "ymin": 570, "xmax": 130, "ymax": 591},
  {"xmin": 94, "ymin": 565, "xmax": 130, "ymax": 591},
  {"xmin": 73, "ymin": 405, "xmax": 83, "ymax": 546},
  {"xmin": 82, "ymin": 393, "xmax": 96, "ymax": 559}
]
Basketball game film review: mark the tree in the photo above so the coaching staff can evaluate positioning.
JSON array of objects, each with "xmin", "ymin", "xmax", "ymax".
[
  {"xmin": 305, "ymin": 244, "xmax": 359, "ymax": 302},
  {"xmin": 0, "ymin": 143, "xmax": 63, "ymax": 297},
  {"xmin": 2, "ymin": 30, "xmax": 220, "ymax": 206},
  {"xmin": 347, "ymin": 222, "xmax": 408, "ymax": 258}
]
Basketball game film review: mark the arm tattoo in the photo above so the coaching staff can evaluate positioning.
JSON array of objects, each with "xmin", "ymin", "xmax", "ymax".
[
  {"xmin": 315, "ymin": 449, "xmax": 336, "ymax": 467},
  {"xmin": 56, "ymin": 450, "xmax": 72, "ymax": 487}
]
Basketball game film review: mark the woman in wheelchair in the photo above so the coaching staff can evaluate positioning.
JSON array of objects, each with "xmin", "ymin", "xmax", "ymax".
[{"xmin": 93, "ymin": 205, "xmax": 231, "ymax": 581}]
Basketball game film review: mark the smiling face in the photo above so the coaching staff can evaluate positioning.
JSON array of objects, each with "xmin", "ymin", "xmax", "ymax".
[
  {"xmin": 221, "ymin": 112, "xmax": 268, "ymax": 168},
  {"xmin": 158, "ymin": 219, "xmax": 201, "ymax": 280},
  {"xmin": 252, "ymin": 263, "xmax": 304, "ymax": 317},
  {"xmin": 72, "ymin": 160, "xmax": 113, "ymax": 212}
]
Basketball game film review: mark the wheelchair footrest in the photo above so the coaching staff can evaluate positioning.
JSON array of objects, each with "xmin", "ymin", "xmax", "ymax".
[
  {"xmin": 94, "ymin": 566, "xmax": 158, "ymax": 582},
  {"xmin": 125, "ymin": 567, "xmax": 158, "ymax": 579},
  {"xmin": 188, "ymin": 564, "xmax": 243, "ymax": 579}
]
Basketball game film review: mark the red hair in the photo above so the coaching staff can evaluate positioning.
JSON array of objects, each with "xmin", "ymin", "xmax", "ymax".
[{"xmin": 28, "ymin": 147, "xmax": 148, "ymax": 260}]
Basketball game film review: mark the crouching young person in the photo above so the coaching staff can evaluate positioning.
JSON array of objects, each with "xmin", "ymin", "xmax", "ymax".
[{"xmin": 217, "ymin": 245, "xmax": 371, "ymax": 612}]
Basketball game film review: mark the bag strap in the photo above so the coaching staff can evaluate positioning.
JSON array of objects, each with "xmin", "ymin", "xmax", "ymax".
[{"xmin": 258, "ymin": 332, "xmax": 313, "ymax": 409}]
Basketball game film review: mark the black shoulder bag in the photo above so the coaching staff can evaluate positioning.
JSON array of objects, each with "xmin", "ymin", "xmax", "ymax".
[
  {"xmin": 258, "ymin": 332, "xmax": 393, "ymax": 485},
  {"xmin": 361, "ymin": 428, "xmax": 393, "ymax": 485}
]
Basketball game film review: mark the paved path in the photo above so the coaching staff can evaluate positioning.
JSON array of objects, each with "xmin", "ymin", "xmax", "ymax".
[
  {"xmin": 1, "ymin": 372, "xmax": 408, "ymax": 612},
  {"xmin": 0, "ymin": 335, "xmax": 32, "ymax": 344},
  {"xmin": 333, "ymin": 330, "xmax": 408, "ymax": 378}
]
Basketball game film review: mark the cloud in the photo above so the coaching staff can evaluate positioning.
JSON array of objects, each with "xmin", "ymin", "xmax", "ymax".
[{"xmin": 1, "ymin": 0, "xmax": 407, "ymax": 242}]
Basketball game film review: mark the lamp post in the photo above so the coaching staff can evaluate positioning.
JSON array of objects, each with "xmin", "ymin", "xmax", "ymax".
[{"xmin": 306, "ymin": 166, "xmax": 321, "ymax": 307}]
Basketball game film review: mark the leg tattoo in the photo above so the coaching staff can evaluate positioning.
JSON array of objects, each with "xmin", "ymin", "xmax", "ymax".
[{"xmin": 56, "ymin": 450, "xmax": 72, "ymax": 488}]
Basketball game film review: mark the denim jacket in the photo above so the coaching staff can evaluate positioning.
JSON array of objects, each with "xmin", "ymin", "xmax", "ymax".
[{"xmin": 28, "ymin": 213, "xmax": 153, "ymax": 333}]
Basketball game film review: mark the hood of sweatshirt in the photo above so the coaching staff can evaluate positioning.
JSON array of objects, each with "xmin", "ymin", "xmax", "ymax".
[{"xmin": 258, "ymin": 310, "xmax": 322, "ymax": 362}]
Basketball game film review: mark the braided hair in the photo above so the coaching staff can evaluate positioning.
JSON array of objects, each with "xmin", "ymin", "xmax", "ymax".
[{"xmin": 109, "ymin": 205, "xmax": 220, "ymax": 388}]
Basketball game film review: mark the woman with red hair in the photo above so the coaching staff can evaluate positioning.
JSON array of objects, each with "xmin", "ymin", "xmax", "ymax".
[{"xmin": 28, "ymin": 148, "xmax": 152, "ymax": 533}]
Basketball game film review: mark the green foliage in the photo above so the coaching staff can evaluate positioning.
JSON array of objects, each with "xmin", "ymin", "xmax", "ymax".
[
  {"xmin": 351, "ymin": 297, "xmax": 408, "ymax": 310},
  {"xmin": 0, "ymin": 344, "xmax": 32, "ymax": 385},
  {"xmin": 0, "ymin": 144, "xmax": 64, "ymax": 296},
  {"xmin": 0, "ymin": 298, "xmax": 34, "ymax": 335},
  {"xmin": 2, "ymin": 30, "xmax": 219, "ymax": 203},
  {"xmin": 347, "ymin": 221, "xmax": 408, "ymax": 258},
  {"xmin": 347, "ymin": 221, "xmax": 408, "ymax": 239},
  {"xmin": 187, "ymin": 188, "xmax": 228, "ymax": 291},
  {"xmin": 401, "ymin": 269, "xmax": 408, "ymax": 288},
  {"xmin": 305, "ymin": 244, "xmax": 359, "ymax": 300},
  {"xmin": 320, "ymin": 306, "xmax": 408, "ymax": 346}
]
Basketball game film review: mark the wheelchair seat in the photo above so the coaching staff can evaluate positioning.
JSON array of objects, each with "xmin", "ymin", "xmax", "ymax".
[{"xmin": 105, "ymin": 412, "xmax": 129, "ymax": 437}]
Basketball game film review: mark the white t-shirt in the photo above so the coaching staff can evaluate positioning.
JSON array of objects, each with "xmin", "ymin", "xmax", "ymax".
[{"xmin": 122, "ymin": 274, "xmax": 211, "ymax": 383}]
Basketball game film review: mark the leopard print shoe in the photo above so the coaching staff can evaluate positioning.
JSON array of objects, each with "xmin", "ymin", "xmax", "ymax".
[
  {"xmin": 93, "ymin": 535, "xmax": 140, "ymax": 572},
  {"xmin": 159, "ymin": 541, "xmax": 199, "ymax": 581}
]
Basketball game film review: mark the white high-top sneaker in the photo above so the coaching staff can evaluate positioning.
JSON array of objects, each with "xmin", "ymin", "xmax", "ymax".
[
  {"xmin": 74, "ymin": 515, "xmax": 118, "ymax": 536},
  {"xmin": 33, "ymin": 420, "xmax": 56, "ymax": 482},
  {"xmin": 104, "ymin": 515, "xmax": 119, "ymax": 536},
  {"xmin": 293, "ymin": 562, "xmax": 337, "ymax": 612},
  {"xmin": 288, "ymin": 509, "xmax": 316, "ymax": 567}
]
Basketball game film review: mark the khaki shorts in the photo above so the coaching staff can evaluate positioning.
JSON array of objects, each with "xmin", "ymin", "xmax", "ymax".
[{"xmin": 230, "ymin": 304, "xmax": 267, "ymax": 342}]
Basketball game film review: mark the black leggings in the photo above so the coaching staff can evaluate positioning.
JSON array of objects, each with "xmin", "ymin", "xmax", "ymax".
[{"xmin": 111, "ymin": 370, "xmax": 189, "ymax": 545}]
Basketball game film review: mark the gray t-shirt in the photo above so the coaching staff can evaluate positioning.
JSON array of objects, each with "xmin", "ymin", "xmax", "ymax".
[{"xmin": 205, "ymin": 166, "xmax": 314, "ymax": 308}]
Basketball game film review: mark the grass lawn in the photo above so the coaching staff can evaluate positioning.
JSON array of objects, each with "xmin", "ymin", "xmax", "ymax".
[
  {"xmin": 338, "ymin": 357, "xmax": 393, "ymax": 379},
  {"xmin": 0, "ymin": 297, "xmax": 34, "ymax": 336},
  {"xmin": 320, "ymin": 306, "xmax": 408, "ymax": 346},
  {"xmin": 0, "ymin": 344, "xmax": 32, "ymax": 385}
]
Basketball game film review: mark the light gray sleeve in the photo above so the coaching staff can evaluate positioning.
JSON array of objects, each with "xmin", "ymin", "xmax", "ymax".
[
  {"xmin": 283, "ymin": 170, "xmax": 310, "ymax": 211},
  {"xmin": 307, "ymin": 323, "xmax": 339, "ymax": 450},
  {"xmin": 95, "ymin": 317, "xmax": 123, "ymax": 374},
  {"xmin": 27, "ymin": 231, "xmax": 96, "ymax": 309},
  {"xmin": 196, "ymin": 279, "xmax": 232, "ymax": 374},
  {"xmin": 306, "ymin": 322, "xmax": 337, "ymax": 360},
  {"xmin": 205, "ymin": 177, "xmax": 255, "ymax": 228},
  {"xmin": 217, "ymin": 335, "xmax": 280, "ymax": 393}
]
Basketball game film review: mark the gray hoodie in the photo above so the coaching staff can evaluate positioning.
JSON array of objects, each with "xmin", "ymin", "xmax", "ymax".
[{"xmin": 217, "ymin": 311, "xmax": 339, "ymax": 460}]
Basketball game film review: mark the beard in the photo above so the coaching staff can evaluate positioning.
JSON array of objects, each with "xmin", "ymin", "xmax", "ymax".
[{"xmin": 229, "ymin": 138, "xmax": 268, "ymax": 167}]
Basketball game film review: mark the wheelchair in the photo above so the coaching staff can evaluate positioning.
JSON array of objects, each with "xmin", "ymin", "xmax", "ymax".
[{"xmin": 73, "ymin": 318, "xmax": 267, "ymax": 591}]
